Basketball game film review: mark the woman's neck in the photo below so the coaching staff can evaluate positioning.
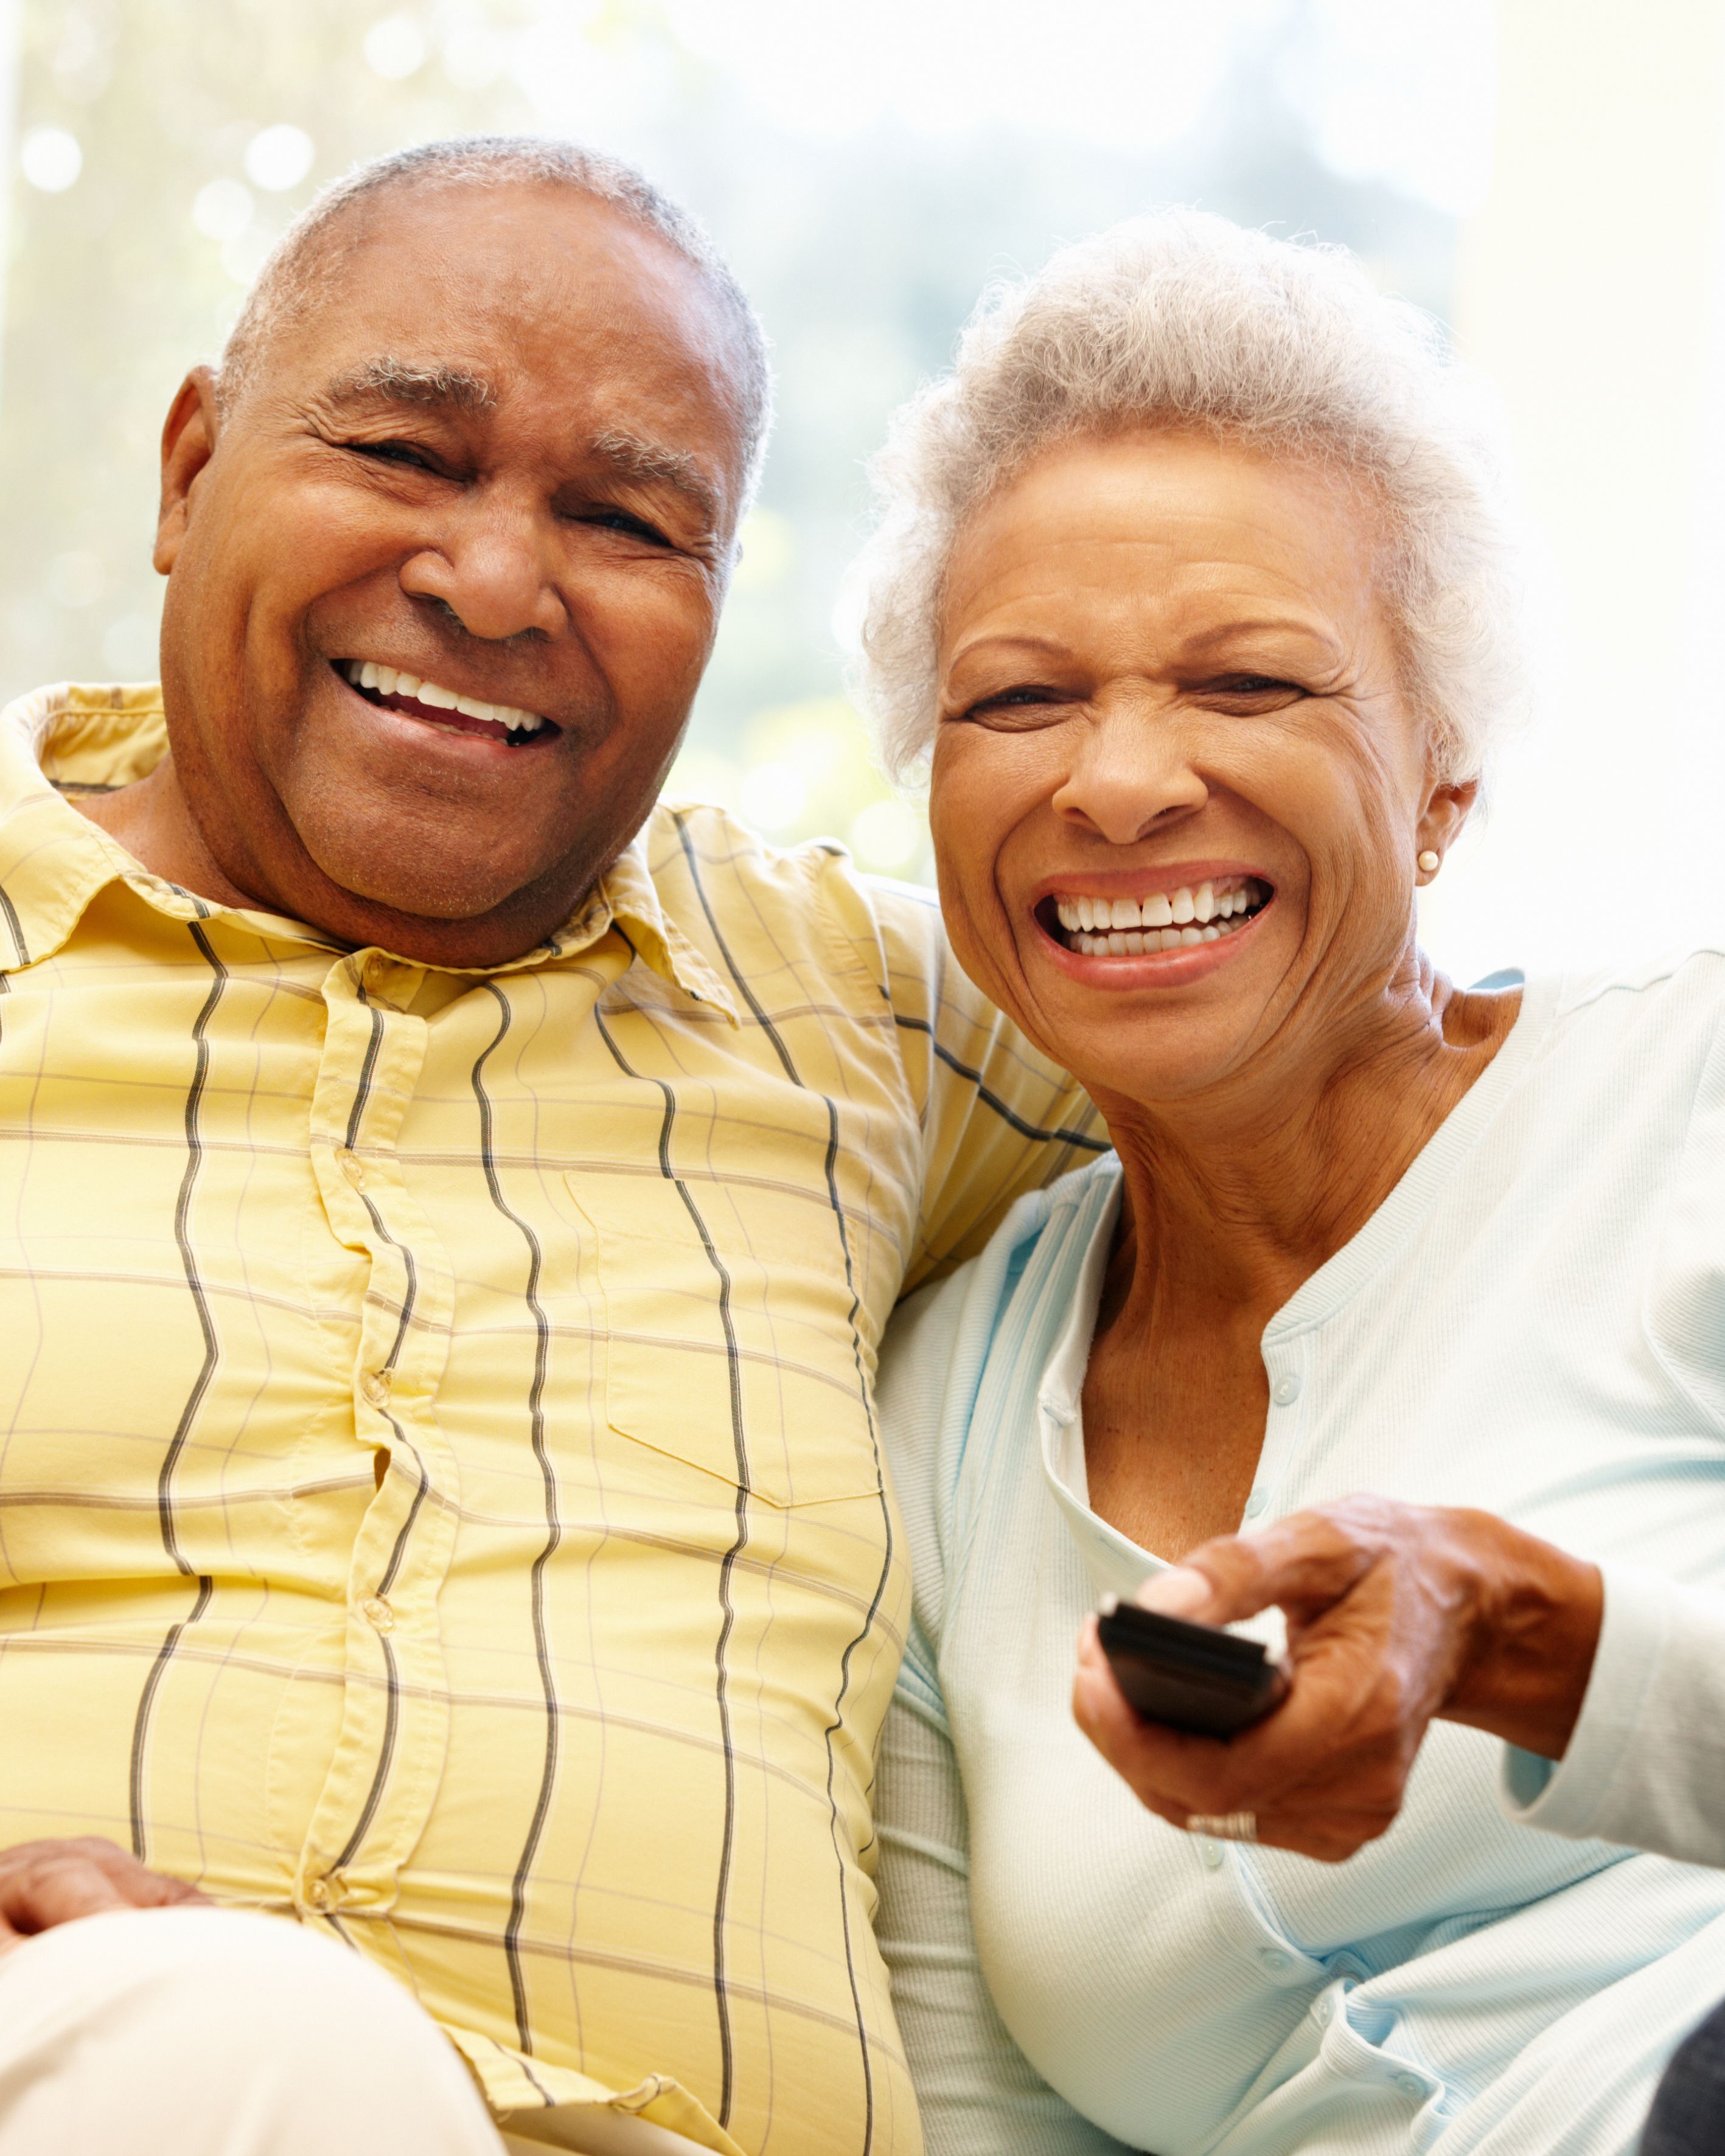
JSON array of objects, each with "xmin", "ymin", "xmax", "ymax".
[{"xmin": 1096, "ymin": 956, "xmax": 1522, "ymax": 1324}]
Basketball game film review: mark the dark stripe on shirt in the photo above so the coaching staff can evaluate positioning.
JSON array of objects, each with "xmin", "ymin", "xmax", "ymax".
[
  {"xmin": 594, "ymin": 992, "xmax": 747, "ymax": 2130},
  {"xmin": 128, "ymin": 919, "xmax": 226, "ymax": 1859},
  {"xmin": 475, "ymin": 982, "xmax": 565, "ymax": 2056},
  {"xmin": 330, "ymin": 991, "xmax": 429, "ymax": 1874},
  {"xmin": 676, "ymin": 829, "xmax": 887, "ymax": 2149},
  {"xmin": 0, "ymin": 883, "xmax": 26, "ymax": 969},
  {"xmin": 891, "ymin": 1012, "xmax": 1108, "ymax": 1150}
]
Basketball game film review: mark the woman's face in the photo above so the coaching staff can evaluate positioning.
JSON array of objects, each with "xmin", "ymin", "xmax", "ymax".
[{"xmin": 930, "ymin": 429, "xmax": 1472, "ymax": 1107}]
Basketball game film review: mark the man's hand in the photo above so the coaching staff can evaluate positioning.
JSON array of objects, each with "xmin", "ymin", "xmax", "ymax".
[
  {"xmin": 1072, "ymin": 1497, "xmax": 1605, "ymax": 1862},
  {"xmin": 0, "ymin": 1837, "xmax": 208, "ymax": 1955}
]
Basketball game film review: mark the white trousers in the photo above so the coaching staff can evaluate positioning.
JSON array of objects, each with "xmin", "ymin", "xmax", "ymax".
[{"xmin": 0, "ymin": 1907, "xmax": 710, "ymax": 2156}]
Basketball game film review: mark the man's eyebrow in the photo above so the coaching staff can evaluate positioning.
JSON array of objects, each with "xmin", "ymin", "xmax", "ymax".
[
  {"xmin": 589, "ymin": 426, "xmax": 724, "ymax": 529},
  {"xmin": 321, "ymin": 356, "xmax": 498, "ymax": 412}
]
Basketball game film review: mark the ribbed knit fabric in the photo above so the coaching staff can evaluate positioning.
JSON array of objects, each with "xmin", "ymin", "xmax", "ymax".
[{"xmin": 874, "ymin": 954, "xmax": 1725, "ymax": 2156}]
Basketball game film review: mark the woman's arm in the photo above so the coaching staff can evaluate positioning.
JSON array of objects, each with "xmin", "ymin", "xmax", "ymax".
[
  {"xmin": 874, "ymin": 1679, "xmax": 1134, "ymax": 2156},
  {"xmin": 1072, "ymin": 1497, "xmax": 1609, "ymax": 1863},
  {"xmin": 1498, "ymin": 1560, "xmax": 1725, "ymax": 1867}
]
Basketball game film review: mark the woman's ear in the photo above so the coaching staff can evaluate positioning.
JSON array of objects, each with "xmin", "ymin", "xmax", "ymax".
[
  {"xmin": 1415, "ymin": 776, "xmax": 1478, "ymax": 872},
  {"xmin": 153, "ymin": 367, "xmax": 221, "ymax": 577}
]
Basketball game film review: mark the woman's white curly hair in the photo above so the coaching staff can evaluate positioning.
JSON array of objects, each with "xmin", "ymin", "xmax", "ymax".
[{"xmin": 852, "ymin": 209, "xmax": 1527, "ymax": 787}]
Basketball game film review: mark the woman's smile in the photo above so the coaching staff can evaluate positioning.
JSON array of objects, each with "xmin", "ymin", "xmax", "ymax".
[{"xmin": 1033, "ymin": 867, "xmax": 1274, "ymax": 984}]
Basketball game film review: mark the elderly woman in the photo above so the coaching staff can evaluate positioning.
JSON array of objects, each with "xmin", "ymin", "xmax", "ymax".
[{"xmin": 859, "ymin": 211, "xmax": 1725, "ymax": 2156}]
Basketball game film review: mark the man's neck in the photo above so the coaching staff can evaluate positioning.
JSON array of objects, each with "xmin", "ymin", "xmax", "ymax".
[{"xmin": 71, "ymin": 760, "xmax": 263, "ymax": 914}]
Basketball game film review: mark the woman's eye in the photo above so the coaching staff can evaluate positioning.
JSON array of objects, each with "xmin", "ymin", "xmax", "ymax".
[
  {"xmin": 957, "ymin": 686, "xmax": 1068, "ymax": 726},
  {"xmin": 1206, "ymin": 674, "xmax": 1306, "ymax": 701}
]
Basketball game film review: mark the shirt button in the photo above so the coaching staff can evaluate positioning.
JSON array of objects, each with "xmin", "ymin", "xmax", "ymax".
[
  {"xmin": 1272, "ymin": 1373, "xmax": 1302, "ymax": 1406},
  {"xmin": 1201, "ymin": 1839, "xmax": 1224, "ymax": 1870},
  {"xmin": 336, "ymin": 1147, "xmax": 366, "ymax": 1189},
  {"xmin": 1314, "ymin": 1996, "xmax": 1334, "ymax": 2026},
  {"xmin": 1244, "ymin": 1491, "xmax": 1268, "ymax": 1518},
  {"xmin": 360, "ymin": 952, "xmax": 394, "ymax": 996},
  {"xmin": 304, "ymin": 1876, "xmax": 333, "ymax": 1911},
  {"xmin": 360, "ymin": 1369, "xmax": 392, "ymax": 1410},
  {"xmin": 1395, "ymin": 2074, "xmax": 1426, "ymax": 2101},
  {"xmin": 1260, "ymin": 1949, "xmax": 1292, "ymax": 1973},
  {"xmin": 360, "ymin": 1594, "xmax": 395, "ymax": 1633}
]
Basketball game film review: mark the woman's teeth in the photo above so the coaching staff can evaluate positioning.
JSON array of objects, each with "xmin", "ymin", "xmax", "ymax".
[
  {"xmin": 343, "ymin": 659, "xmax": 545, "ymax": 737},
  {"xmin": 1051, "ymin": 878, "xmax": 1269, "ymax": 956}
]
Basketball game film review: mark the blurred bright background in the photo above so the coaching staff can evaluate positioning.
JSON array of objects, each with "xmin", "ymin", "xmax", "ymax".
[{"xmin": 0, "ymin": 0, "xmax": 1720, "ymax": 980}]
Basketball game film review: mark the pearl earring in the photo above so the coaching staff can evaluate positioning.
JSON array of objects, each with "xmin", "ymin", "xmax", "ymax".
[{"xmin": 1417, "ymin": 850, "xmax": 1440, "ymax": 874}]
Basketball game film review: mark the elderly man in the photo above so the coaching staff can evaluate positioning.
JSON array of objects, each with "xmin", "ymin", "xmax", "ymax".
[{"xmin": 0, "ymin": 138, "xmax": 1099, "ymax": 2156}]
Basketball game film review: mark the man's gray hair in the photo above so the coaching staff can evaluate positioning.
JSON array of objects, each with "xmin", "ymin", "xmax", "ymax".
[
  {"xmin": 218, "ymin": 135, "xmax": 773, "ymax": 509},
  {"xmin": 853, "ymin": 209, "xmax": 1526, "ymax": 786}
]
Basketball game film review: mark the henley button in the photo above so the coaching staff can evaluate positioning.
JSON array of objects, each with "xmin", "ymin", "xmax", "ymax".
[
  {"xmin": 1272, "ymin": 1373, "xmax": 1302, "ymax": 1407},
  {"xmin": 336, "ymin": 1147, "xmax": 366, "ymax": 1189},
  {"xmin": 1244, "ymin": 1491, "xmax": 1268, "ymax": 1518},
  {"xmin": 1395, "ymin": 2074, "xmax": 1426, "ymax": 2101},
  {"xmin": 361, "ymin": 1594, "xmax": 395, "ymax": 1633},
  {"xmin": 360, "ymin": 1369, "xmax": 391, "ymax": 1410},
  {"xmin": 1200, "ymin": 1840, "xmax": 1224, "ymax": 1871},
  {"xmin": 1260, "ymin": 1949, "xmax": 1292, "ymax": 1973}
]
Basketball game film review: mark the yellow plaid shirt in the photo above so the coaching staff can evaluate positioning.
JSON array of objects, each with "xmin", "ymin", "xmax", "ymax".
[{"xmin": 0, "ymin": 684, "xmax": 1102, "ymax": 2154}]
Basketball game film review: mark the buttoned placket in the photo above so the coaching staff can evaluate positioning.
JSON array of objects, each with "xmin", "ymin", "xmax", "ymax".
[{"xmin": 293, "ymin": 948, "xmax": 461, "ymax": 1924}]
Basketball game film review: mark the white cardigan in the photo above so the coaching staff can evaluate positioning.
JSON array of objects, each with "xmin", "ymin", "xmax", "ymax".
[{"xmin": 873, "ymin": 953, "xmax": 1725, "ymax": 2156}]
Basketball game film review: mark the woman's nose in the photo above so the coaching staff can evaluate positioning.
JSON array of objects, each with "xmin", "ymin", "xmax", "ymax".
[
  {"xmin": 399, "ymin": 505, "xmax": 568, "ymax": 643},
  {"xmin": 1051, "ymin": 705, "xmax": 1209, "ymax": 845}
]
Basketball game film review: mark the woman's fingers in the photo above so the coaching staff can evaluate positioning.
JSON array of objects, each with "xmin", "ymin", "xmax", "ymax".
[
  {"xmin": 1075, "ymin": 1602, "xmax": 1423, "ymax": 1845},
  {"xmin": 1135, "ymin": 1500, "xmax": 1407, "ymax": 1632},
  {"xmin": 0, "ymin": 1837, "xmax": 207, "ymax": 1953}
]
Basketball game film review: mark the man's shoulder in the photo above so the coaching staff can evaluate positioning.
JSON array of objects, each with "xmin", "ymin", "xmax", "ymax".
[{"xmin": 642, "ymin": 793, "xmax": 941, "ymax": 993}]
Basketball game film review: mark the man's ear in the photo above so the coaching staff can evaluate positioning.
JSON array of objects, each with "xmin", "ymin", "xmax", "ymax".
[{"xmin": 153, "ymin": 367, "xmax": 222, "ymax": 576}]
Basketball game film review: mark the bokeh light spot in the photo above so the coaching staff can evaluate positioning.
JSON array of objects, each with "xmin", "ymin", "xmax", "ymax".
[
  {"xmin": 739, "ymin": 761, "xmax": 807, "ymax": 832},
  {"xmin": 21, "ymin": 127, "xmax": 83, "ymax": 193},
  {"xmin": 244, "ymin": 125, "xmax": 315, "ymax": 193},
  {"xmin": 848, "ymin": 798, "xmax": 921, "ymax": 871},
  {"xmin": 192, "ymin": 178, "xmax": 254, "ymax": 242},
  {"xmin": 363, "ymin": 15, "xmax": 428, "ymax": 80}
]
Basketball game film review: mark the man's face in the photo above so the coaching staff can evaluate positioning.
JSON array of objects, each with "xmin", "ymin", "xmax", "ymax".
[{"xmin": 152, "ymin": 182, "xmax": 748, "ymax": 964}]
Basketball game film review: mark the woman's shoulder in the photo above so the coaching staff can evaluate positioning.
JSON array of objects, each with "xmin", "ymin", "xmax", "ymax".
[{"xmin": 877, "ymin": 1153, "xmax": 1120, "ymax": 1625}]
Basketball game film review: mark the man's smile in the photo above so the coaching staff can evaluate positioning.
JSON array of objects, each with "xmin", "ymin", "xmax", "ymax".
[{"xmin": 335, "ymin": 657, "xmax": 558, "ymax": 746}]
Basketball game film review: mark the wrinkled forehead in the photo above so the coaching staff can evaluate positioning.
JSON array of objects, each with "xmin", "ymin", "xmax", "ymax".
[
  {"xmin": 941, "ymin": 430, "xmax": 1390, "ymax": 656},
  {"xmin": 269, "ymin": 181, "xmax": 751, "ymax": 470}
]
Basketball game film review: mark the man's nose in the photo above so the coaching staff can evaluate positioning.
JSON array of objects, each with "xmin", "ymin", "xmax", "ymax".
[
  {"xmin": 1051, "ymin": 698, "xmax": 1209, "ymax": 845},
  {"xmin": 398, "ymin": 502, "xmax": 568, "ymax": 642}
]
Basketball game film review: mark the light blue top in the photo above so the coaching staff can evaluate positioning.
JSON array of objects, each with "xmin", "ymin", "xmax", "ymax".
[{"xmin": 873, "ymin": 955, "xmax": 1725, "ymax": 2156}]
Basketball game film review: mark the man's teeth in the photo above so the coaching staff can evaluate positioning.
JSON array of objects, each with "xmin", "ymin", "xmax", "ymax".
[
  {"xmin": 1052, "ymin": 878, "xmax": 1268, "ymax": 956},
  {"xmin": 343, "ymin": 659, "xmax": 545, "ymax": 735}
]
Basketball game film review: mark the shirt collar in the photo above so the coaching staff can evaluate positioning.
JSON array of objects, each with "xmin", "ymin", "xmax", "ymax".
[{"xmin": 0, "ymin": 681, "xmax": 737, "ymax": 1020}]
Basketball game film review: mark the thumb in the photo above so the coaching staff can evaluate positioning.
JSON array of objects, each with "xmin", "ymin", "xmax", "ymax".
[{"xmin": 1132, "ymin": 1567, "xmax": 1223, "ymax": 1622}]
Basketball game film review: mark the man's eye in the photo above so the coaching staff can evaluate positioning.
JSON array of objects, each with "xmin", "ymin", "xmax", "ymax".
[
  {"xmin": 350, "ymin": 440, "xmax": 437, "ymax": 473},
  {"xmin": 585, "ymin": 507, "xmax": 674, "ymax": 548}
]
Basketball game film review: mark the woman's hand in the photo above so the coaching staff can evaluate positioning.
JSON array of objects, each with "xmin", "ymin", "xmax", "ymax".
[
  {"xmin": 0, "ymin": 1837, "xmax": 207, "ymax": 1955},
  {"xmin": 1072, "ymin": 1496, "xmax": 1605, "ymax": 1862}
]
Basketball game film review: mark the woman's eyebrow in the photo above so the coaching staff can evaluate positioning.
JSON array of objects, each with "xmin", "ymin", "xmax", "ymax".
[{"xmin": 1174, "ymin": 616, "xmax": 1345, "ymax": 665}]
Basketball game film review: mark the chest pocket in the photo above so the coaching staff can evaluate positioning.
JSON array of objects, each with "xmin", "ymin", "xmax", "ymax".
[{"xmin": 566, "ymin": 1170, "xmax": 885, "ymax": 1509}]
